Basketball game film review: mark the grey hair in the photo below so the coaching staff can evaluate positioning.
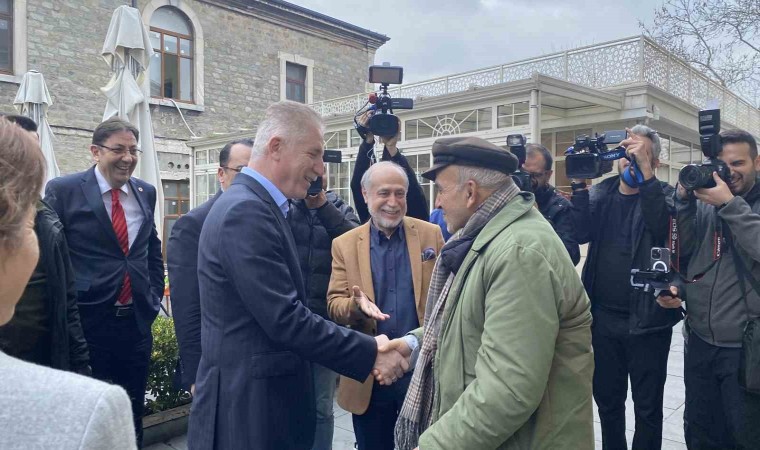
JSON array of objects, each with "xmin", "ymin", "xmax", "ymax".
[
  {"xmin": 457, "ymin": 166, "xmax": 512, "ymax": 190},
  {"xmin": 251, "ymin": 100, "xmax": 325, "ymax": 160},
  {"xmin": 629, "ymin": 124, "xmax": 662, "ymax": 159},
  {"xmin": 361, "ymin": 161, "xmax": 409, "ymax": 191}
]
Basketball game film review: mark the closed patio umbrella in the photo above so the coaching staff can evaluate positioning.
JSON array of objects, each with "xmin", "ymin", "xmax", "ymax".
[
  {"xmin": 14, "ymin": 69, "xmax": 59, "ymax": 187},
  {"xmin": 101, "ymin": 4, "xmax": 163, "ymax": 234}
]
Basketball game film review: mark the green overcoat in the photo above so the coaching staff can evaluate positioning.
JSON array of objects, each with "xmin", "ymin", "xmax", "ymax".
[{"xmin": 413, "ymin": 193, "xmax": 594, "ymax": 450}]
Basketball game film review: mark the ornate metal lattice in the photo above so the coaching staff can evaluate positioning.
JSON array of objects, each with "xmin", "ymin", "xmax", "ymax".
[
  {"xmin": 448, "ymin": 68, "xmax": 501, "ymax": 93},
  {"xmin": 669, "ymin": 61, "xmax": 691, "ymax": 101},
  {"xmin": 643, "ymin": 44, "xmax": 669, "ymax": 90},
  {"xmin": 502, "ymin": 56, "xmax": 565, "ymax": 83}
]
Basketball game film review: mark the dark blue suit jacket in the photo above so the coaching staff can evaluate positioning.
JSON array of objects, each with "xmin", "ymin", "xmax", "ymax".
[
  {"xmin": 44, "ymin": 166, "xmax": 164, "ymax": 335},
  {"xmin": 188, "ymin": 173, "xmax": 377, "ymax": 450},
  {"xmin": 166, "ymin": 191, "xmax": 221, "ymax": 389}
]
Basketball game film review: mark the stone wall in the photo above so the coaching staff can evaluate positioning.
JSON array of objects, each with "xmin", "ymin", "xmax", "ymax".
[{"xmin": 5, "ymin": 0, "xmax": 380, "ymax": 176}]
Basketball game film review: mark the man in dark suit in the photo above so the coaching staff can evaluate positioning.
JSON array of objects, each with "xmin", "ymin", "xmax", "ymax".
[
  {"xmin": 44, "ymin": 117, "xmax": 164, "ymax": 447},
  {"xmin": 167, "ymin": 138, "xmax": 253, "ymax": 394},
  {"xmin": 188, "ymin": 101, "xmax": 409, "ymax": 450}
]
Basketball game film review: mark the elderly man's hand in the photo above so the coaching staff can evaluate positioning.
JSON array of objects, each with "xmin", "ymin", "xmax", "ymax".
[
  {"xmin": 352, "ymin": 286, "xmax": 390, "ymax": 321},
  {"xmin": 373, "ymin": 335, "xmax": 409, "ymax": 385}
]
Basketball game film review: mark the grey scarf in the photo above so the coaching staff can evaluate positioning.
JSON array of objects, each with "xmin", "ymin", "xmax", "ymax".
[{"xmin": 394, "ymin": 182, "xmax": 521, "ymax": 450}]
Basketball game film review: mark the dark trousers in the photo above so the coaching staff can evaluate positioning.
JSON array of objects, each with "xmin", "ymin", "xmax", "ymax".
[
  {"xmin": 352, "ymin": 373, "xmax": 411, "ymax": 450},
  {"xmin": 81, "ymin": 303, "xmax": 152, "ymax": 448},
  {"xmin": 684, "ymin": 331, "xmax": 760, "ymax": 449},
  {"xmin": 592, "ymin": 309, "xmax": 672, "ymax": 450}
]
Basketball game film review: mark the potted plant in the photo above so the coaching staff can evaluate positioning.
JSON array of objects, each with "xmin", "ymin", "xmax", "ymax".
[{"xmin": 142, "ymin": 316, "xmax": 192, "ymax": 446}]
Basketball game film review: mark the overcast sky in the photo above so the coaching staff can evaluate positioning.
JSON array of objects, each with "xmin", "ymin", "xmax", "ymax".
[{"xmin": 294, "ymin": 0, "xmax": 665, "ymax": 83}]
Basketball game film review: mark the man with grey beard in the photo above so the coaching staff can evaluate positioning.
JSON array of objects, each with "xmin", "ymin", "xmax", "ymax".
[{"xmin": 327, "ymin": 161, "xmax": 444, "ymax": 450}]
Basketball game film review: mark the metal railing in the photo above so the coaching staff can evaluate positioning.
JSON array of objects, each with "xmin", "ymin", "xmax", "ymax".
[{"xmin": 311, "ymin": 36, "xmax": 759, "ymax": 136}]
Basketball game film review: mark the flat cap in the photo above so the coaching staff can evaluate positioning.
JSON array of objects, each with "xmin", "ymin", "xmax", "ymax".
[{"xmin": 421, "ymin": 136, "xmax": 519, "ymax": 180}]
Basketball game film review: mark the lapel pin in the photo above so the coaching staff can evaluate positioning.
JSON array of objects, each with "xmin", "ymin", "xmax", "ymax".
[{"xmin": 138, "ymin": 186, "xmax": 144, "ymax": 192}]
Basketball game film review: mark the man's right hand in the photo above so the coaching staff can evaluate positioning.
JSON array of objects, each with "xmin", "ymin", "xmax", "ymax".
[
  {"xmin": 358, "ymin": 112, "xmax": 375, "ymax": 144},
  {"xmin": 372, "ymin": 335, "xmax": 409, "ymax": 385},
  {"xmin": 656, "ymin": 286, "xmax": 683, "ymax": 309},
  {"xmin": 353, "ymin": 286, "xmax": 390, "ymax": 321}
]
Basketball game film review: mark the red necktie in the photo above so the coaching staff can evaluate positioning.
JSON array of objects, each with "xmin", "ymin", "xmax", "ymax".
[{"xmin": 111, "ymin": 189, "xmax": 132, "ymax": 305}]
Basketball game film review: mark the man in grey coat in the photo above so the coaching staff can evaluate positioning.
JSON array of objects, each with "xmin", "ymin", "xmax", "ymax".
[{"xmin": 659, "ymin": 129, "xmax": 760, "ymax": 448}]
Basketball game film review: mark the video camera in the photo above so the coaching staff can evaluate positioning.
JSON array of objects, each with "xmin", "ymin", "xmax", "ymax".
[
  {"xmin": 630, "ymin": 247, "xmax": 679, "ymax": 297},
  {"xmin": 506, "ymin": 134, "xmax": 531, "ymax": 191},
  {"xmin": 354, "ymin": 64, "xmax": 414, "ymax": 138},
  {"xmin": 308, "ymin": 149, "xmax": 342, "ymax": 196},
  {"xmin": 564, "ymin": 130, "xmax": 627, "ymax": 179},
  {"xmin": 677, "ymin": 109, "xmax": 730, "ymax": 191}
]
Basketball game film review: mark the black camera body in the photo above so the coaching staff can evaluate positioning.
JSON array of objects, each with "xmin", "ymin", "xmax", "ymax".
[
  {"xmin": 565, "ymin": 130, "xmax": 627, "ymax": 179},
  {"xmin": 307, "ymin": 149, "xmax": 342, "ymax": 196},
  {"xmin": 678, "ymin": 109, "xmax": 731, "ymax": 191},
  {"xmin": 358, "ymin": 65, "xmax": 414, "ymax": 138},
  {"xmin": 630, "ymin": 247, "xmax": 677, "ymax": 296},
  {"xmin": 506, "ymin": 134, "xmax": 531, "ymax": 191}
]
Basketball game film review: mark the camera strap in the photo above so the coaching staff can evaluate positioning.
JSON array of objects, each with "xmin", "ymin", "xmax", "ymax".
[{"xmin": 668, "ymin": 210, "xmax": 724, "ymax": 281}]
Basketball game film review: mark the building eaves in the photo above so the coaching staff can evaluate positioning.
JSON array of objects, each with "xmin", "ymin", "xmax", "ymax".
[{"xmin": 207, "ymin": 0, "xmax": 390, "ymax": 49}]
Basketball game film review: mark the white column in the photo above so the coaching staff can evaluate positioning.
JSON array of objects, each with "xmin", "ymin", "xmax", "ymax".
[{"xmin": 529, "ymin": 89, "xmax": 541, "ymax": 143}]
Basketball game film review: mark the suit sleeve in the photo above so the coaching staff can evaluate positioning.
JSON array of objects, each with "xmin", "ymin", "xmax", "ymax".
[
  {"xmin": 58, "ymin": 232, "xmax": 90, "ymax": 372},
  {"xmin": 166, "ymin": 214, "xmax": 202, "ymax": 388},
  {"xmin": 219, "ymin": 202, "xmax": 377, "ymax": 381},
  {"xmin": 317, "ymin": 198, "xmax": 360, "ymax": 240},
  {"xmin": 570, "ymin": 188, "xmax": 594, "ymax": 245},
  {"xmin": 351, "ymin": 141, "xmax": 375, "ymax": 223},
  {"xmin": 639, "ymin": 178, "xmax": 673, "ymax": 245},
  {"xmin": 383, "ymin": 148, "xmax": 429, "ymax": 221},
  {"xmin": 553, "ymin": 207, "xmax": 581, "ymax": 265},
  {"xmin": 419, "ymin": 245, "xmax": 561, "ymax": 449},
  {"xmin": 44, "ymin": 178, "xmax": 65, "ymax": 220},
  {"xmin": 147, "ymin": 186, "xmax": 164, "ymax": 305},
  {"xmin": 327, "ymin": 241, "xmax": 366, "ymax": 326},
  {"xmin": 80, "ymin": 386, "xmax": 137, "ymax": 450}
]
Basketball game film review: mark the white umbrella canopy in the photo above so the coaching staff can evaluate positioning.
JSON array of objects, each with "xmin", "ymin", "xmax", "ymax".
[
  {"xmin": 101, "ymin": 5, "xmax": 163, "ymax": 234},
  {"xmin": 14, "ymin": 70, "xmax": 60, "ymax": 187}
]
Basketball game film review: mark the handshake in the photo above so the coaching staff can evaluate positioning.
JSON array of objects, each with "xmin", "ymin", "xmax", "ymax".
[
  {"xmin": 353, "ymin": 285, "xmax": 415, "ymax": 385},
  {"xmin": 372, "ymin": 335, "xmax": 412, "ymax": 385}
]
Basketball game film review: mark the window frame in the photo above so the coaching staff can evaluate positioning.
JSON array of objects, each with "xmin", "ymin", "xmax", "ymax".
[
  {"xmin": 150, "ymin": 23, "xmax": 194, "ymax": 103},
  {"xmin": 0, "ymin": 0, "xmax": 13, "ymax": 75},
  {"xmin": 161, "ymin": 179, "xmax": 190, "ymax": 260},
  {"xmin": 285, "ymin": 61, "xmax": 307, "ymax": 103}
]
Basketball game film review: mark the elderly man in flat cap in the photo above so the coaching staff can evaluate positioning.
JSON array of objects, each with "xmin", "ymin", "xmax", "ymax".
[{"xmin": 382, "ymin": 136, "xmax": 595, "ymax": 450}]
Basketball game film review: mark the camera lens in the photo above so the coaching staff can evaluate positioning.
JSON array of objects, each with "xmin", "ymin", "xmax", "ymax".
[
  {"xmin": 679, "ymin": 164, "xmax": 712, "ymax": 191},
  {"xmin": 652, "ymin": 249, "xmax": 661, "ymax": 259}
]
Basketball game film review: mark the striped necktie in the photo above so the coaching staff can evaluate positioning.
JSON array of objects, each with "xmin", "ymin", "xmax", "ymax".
[{"xmin": 111, "ymin": 189, "xmax": 132, "ymax": 305}]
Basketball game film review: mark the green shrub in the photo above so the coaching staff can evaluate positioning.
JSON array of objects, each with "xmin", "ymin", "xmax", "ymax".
[{"xmin": 145, "ymin": 316, "xmax": 191, "ymax": 414}]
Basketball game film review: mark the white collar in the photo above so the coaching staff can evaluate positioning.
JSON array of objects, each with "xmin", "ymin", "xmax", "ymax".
[{"xmin": 94, "ymin": 165, "xmax": 130, "ymax": 197}]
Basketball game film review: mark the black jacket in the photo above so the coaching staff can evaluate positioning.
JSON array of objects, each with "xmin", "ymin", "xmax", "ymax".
[
  {"xmin": 0, "ymin": 201, "xmax": 90, "ymax": 372},
  {"xmin": 572, "ymin": 176, "xmax": 682, "ymax": 334},
  {"xmin": 288, "ymin": 191, "xmax": 360, "ymax": 319},
  {"xmin": 351, "ymin": 140, "xmax": 429, "ymax": 223},
  {"xmin": 534, "ymin": 185, "xmax": 581, "ymax": 265}
]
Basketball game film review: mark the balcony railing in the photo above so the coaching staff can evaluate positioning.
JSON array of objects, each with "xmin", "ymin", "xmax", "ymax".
[{"xmin": 311, "ymin": 36, "xmax": 759, "ymax": 137}]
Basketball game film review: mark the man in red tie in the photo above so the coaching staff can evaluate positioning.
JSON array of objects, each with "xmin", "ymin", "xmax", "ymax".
[{"xmin": 45, "ymin": 117, "xmax": 164, "ymax": 448}]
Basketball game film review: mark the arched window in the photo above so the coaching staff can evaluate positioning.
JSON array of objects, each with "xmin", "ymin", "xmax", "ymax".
[{"xmin": 149, "ymin": 6, "xmax": 193, "ymax": 102}]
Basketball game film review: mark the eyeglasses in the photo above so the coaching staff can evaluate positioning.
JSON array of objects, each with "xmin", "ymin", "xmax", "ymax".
[
  {"xmin": 221, "ymin": 165, "xmax": 243, "ymax": 173},
  {"xmin": 97, "ymin": 144, "xmax": 142, "ymax": 157}
]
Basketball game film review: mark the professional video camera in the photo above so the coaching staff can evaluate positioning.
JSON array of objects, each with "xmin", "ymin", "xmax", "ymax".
[
  {"xmin": 678, "ymin": 109, "xmax": 731, "ymax": 191},
  {"xmin": 630, "ymin": 247, "xmax": 679, "ymax": 297},
  {"xmin": 506, "ymin": 134, "xmax": 531, "ymax": 191},
  {"xmin": 354, "ymin": 64, "xmax": 414, "ymax": 138},
  {"xmin": 307, "ymin": 149, "xmax": 342, "ymax": 195},
  {"xmin": 565, "ymin": 129, "xmax": 645, "ymax": 186}
]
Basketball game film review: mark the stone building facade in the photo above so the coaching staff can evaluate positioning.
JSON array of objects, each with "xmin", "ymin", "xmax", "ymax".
[{"xmin": 0, "ymin": 0, "xmax": 387, "ymax": 243}]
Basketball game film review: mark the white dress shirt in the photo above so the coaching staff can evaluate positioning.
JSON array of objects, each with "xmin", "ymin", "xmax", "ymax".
[{"xmin": 94, "ymin": 166, "xmax": 142, "ymax": 250}]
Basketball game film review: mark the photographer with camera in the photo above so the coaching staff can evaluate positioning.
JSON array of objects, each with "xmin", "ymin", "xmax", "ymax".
[
  {"xmin": 658, "ymin": 128, "xmax": 760, "ymax": 449},
  {"xmin": 571, "ymin": 125, "xmax": 681, "ymax": 450},
  {"xmin": 522, "ymin": 143, "xmax": 580, "ymax": 265},
  {"xmin": 351, "ymin": 111, "xmax": 429, "ymax": 223}
]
